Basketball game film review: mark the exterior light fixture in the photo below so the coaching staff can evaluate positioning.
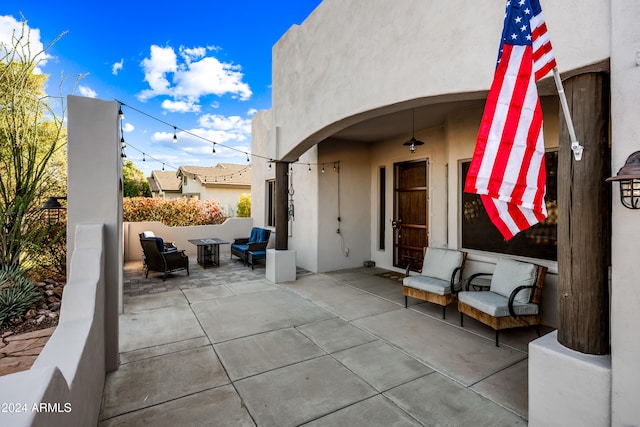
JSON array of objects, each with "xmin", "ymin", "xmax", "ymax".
[
  {"xmin": 403, "ymin": 108, "xmax": 424, "ymax": 153},
  {"xmin": 40, "ymin": 196, "xmax": 67, "ymax": 225},
  {"xmin": 606, "ymin": 151, "xmax": 640, "ymax": 209}
]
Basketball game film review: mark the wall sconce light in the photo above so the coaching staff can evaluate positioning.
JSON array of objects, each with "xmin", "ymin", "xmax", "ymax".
[
  {"xmin": 606, "ymin": 151, "xmax": 640, "ymax": 209},
  {"xmin": 40, "ymin": 196, "xmax": 67, "ymax": 224},
  {"xmin": 403, "ymin": 108, "xmax": 424, "ymax": 153}
]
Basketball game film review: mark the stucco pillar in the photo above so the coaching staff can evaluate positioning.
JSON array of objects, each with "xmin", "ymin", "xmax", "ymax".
[{"xmin": 67, "ymin": 96, "xmax": 122, "ymax": 372}]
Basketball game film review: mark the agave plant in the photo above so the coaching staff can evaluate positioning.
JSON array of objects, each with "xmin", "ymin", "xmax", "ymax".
[{"xmin": 0, "ymin": 265, "xmax": 43, "ymax": 326}]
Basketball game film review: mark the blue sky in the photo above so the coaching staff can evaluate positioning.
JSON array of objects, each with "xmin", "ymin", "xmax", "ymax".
[{"xmin": 0, "ymin": 1, "xmax": 322, "ymax": 175}]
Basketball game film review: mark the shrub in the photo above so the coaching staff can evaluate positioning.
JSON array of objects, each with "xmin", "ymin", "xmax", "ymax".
[
  {"xmin": 123, "ymin": 197, "xmax": 226, "ymax": 226},
  {"xmin": 0, "ymin": 265, "xmax": 43, "ymax": 326},
  {"xmin": 237, "ymin": 193, "xmax": 251, "ymax": 217}
]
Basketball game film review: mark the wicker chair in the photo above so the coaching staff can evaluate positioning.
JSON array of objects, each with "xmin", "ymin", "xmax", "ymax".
[{"xmin": 139, "ymin": 236, "xmax": 189, "ymax": 281}]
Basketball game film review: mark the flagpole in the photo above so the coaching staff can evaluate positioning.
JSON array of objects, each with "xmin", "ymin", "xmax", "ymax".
[{"xmin": 552, "ymin": 67, "xmax": 584, "ymax": 161}]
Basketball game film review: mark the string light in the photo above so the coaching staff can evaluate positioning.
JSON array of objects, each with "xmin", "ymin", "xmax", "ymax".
[
  {"xmin": 115, "ymin": 100, "xmax": 341, "ymax": 173},
  {"xmin": 142, "ymin": 153, "xmax": 146, "ymax": 162}
]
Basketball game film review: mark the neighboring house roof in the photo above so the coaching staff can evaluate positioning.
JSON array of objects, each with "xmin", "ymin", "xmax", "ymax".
[
  {"xmin": 147, "ymin": 176, "xmax": 159, "ymax": 193},
  {"xmin": 150, "ymin": 170, "xmax": 182, "ymax": 192},
  {"xmin": 178, "ymin": 163, "xmax": 251, "ymax": 187}
]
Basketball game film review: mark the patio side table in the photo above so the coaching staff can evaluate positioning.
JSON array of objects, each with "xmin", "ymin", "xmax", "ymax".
[{"xmin": 188, "ymin": 238, "xmax": 229, "ymax": 268}]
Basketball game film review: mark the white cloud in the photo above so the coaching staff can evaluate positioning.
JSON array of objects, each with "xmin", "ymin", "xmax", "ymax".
[
  {"xmin": 0, "ymin": 15, "xmax": 51, "ymax": 72},
  {"xmin": 122, "ymin": 122, "xmax": 134, "ymax": 133},
  {"xmin": 136, "ymin": 44, "xmax": 252, "ymax": 110},
  {"xmin": 198, "ymin": 114, "xmax": 251, "ymax": 136},
  {"xmin": 247, "ymin": 108, "xmax": 258, "ymax": 116},
  {"xmin": 161, "ymin": 99, "xmax": 200, "ymax": 114},
  {"xmin": 149, "ymin": 111, "xmax": 252, "ymax": 161},
  {"xmin": 78, "ymin": 85, "xmax": 97, "ymax": 98},
  {"xmin": 112, "ymin": 58, "xmax": 124, "ymax": 75},
  {"xmin": 138, "ymin": 45, "xmax": 178, "ymax": 100},
  {"xmin": 179, "ymin": 46, "xmax": 206, "ymax": 64}
]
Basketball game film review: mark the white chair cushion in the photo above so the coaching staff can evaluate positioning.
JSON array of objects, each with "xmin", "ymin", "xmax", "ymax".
[
  {"xmin": 490, "ymin": 258, "xmax": 536, "ymax": 303},
  {"xmin": 142, "ymin": 231, "xmax": 156, "ymax": 238},
  {"xmin": 422, "ymin": 247, "xmax": 463, "ymax": 283},
  {"xmin": 458, "ymin": 291, "xmax": 539, "ymax": 317},
  {"xmin": 403, "ymin": 275, "xmax": 454, "ymax": 296}
]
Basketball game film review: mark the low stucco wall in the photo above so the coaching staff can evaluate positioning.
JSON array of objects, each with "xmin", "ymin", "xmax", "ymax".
[
  {"xmin": 0, "ymin": 224, "xmax": 106, "ymax": 427},
  {"xmin": 124, "ymin": 218, "xmax": 256, "ymax": 262}
]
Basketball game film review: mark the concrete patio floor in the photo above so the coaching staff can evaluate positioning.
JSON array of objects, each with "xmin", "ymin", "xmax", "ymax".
[{"xmin": 99, "ymin": 255, "xmax": 552, "ymax": 426}]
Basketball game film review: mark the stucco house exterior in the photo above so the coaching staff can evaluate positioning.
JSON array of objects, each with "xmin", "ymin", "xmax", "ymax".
[
  {"xmin": 147, "ymin": 170, "xmax": 181, "ymax": 199},
  {"xmin": 176, "ymin": 164, "xmax": 251, "ymax": 216},
  {"xmin": 251, "ymin": 0, "xmax": 639, "ymax": 425},
  {"xmin": 147, "ymin": 164, "xmax": 252, "ymax": 216},
  {"xmin": 17, "ymin": 1, "xmax": 634, "ymax": 425}
]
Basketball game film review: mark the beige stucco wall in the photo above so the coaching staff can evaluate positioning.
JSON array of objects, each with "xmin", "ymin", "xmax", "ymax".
[
  {"xmin": 272, "ymin": 0, "xmax": 610, "ymax": 161},
  {"xmin": 252, "ymin": 0, "xmax": 640, "ymax": 422},
  {"xmin": 67, "ymin": 96, "xmax": 121, "ymax": 372},
  {"xmin": 610, "ymin": 1, "xmax": 640, "ymax": 425}
]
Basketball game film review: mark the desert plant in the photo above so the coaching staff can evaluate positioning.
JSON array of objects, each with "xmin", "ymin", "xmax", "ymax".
[
  {"xmin": 0, "ymin": 265, "xmax": 42, "ymax": 326},
  {"xmin": 0, "ymin": 20, "xmax": 69, "ymax": 268},
  {"xmin": 237, "ymin": 193, "xmax": 251, "ymax": 217}
]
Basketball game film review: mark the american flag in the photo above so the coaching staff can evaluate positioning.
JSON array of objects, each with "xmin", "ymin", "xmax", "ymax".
[{"xmin": 464, "ymin": 0, "xmax": 556, "ymax": 240}]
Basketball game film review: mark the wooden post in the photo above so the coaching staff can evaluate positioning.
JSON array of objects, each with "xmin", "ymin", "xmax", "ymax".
[
  {"xmin": 557, "ymin": 72, "xmax": 611, "ymax": 355},
  {"xmin": 275, "ymin": 161, "xmax": 289, "ymax": 250}
]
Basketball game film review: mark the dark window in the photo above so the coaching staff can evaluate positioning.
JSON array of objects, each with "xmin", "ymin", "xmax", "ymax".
[
  {"xmin": 461, "ymin": 150, "xmax": 557, "ymax": 261},
  {"xmin": 266, "ymin": 179, "xmax": 276, "ymax": 227}
]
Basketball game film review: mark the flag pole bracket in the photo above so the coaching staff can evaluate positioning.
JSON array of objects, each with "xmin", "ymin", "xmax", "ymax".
[{"xmin": 552, "ymin": 67, "xmax": 584, "ymax": 161}]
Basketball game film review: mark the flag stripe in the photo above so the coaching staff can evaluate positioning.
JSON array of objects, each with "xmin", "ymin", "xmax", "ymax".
[{"xmin": 464, "ymin": 0, "xmax": 555, "ymax": 240}]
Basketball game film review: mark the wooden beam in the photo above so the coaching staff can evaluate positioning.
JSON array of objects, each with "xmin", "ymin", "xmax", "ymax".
[
  {"xmin": 275, "ymin": 161, "xmax": 289, "ymax": 250},
  {"xmin": 557, "ymin": 72, "xmax": 611, "ymax": 355}
]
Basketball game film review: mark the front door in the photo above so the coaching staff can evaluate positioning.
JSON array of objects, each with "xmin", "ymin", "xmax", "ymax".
[{"xmin": 393, "ymin": 159, "xmax": 428, "ymax": 271}]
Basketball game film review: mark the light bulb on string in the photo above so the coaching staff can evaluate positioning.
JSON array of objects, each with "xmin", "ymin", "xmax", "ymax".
[
  {"xmin": 308, "ymin": 163, "xmax": 311, "ymax": 172},
  {"xmin": 173, "ymin": 127, "xmax": 177, "ymax": 143},
  {"xmin": 246, "ymin": 152, "xmax": 250, "ymax": 163},
  {"xmin": 162, "ymin": 163, "xmax": 165, "ymax": 171},
  {"xmin": 142, "ymin": 153, "xmax": 146, "ymax": 162},
  {"xmin": 322, "ymin": 164, "xmax": 325, "ymax": 173},
  {"xmin": 118, "ymin": 106, "xmax": 124, "ymax": 120},
  {"xmin": 212, "ymin": 143, "xmax": 216, "ymax": 154}
]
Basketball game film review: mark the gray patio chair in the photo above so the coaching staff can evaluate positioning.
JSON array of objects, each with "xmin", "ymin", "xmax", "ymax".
[
  {"xmin": 403, "ymin": 247, "xmax": 467, "ymax": 318},
  {"xmin": 457, "ymin": 257, "xmax": 547, "ymax": 346}
]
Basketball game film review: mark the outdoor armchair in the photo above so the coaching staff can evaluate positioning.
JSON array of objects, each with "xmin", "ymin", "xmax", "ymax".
[
  {"xmin": 457, "ymin": 257, "xmax": 547, "ymax": 346},
  {"xmin": 231, "ymin": 227, "xmax": 271, "ymax": 266},
  {"xmin": 402, "ymin": 247, "xmax": 467, "ymax": 319},
  {"xmin": 139, "ymin": 236, "xmax": 189, "ymax": 281}
]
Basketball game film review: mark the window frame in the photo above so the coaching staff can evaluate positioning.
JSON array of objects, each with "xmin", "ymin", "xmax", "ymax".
[{"xmin": 460, "ymin": 150, "xmax": 558, "ymax": 261}]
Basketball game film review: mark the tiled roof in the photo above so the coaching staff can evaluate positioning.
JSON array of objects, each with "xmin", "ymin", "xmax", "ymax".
[
  {"xmin": 179, "ymin": 163, "xmax": 251, "ymax": 186},
  {"xmin": 150, "ymin": 170, "xmax": 181, "ymax": 192}
]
